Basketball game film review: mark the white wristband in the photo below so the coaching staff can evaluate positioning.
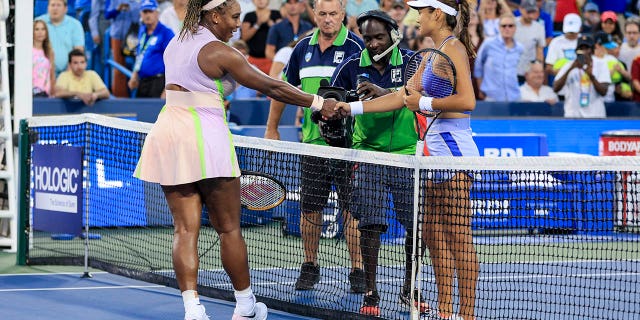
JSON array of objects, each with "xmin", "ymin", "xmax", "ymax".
[
  {"xmin": 349, "ymin": 101, "xmax": 364, "ymax": 115},
  {"xmin": 310, "ymin": 94, "xmax": 324, "ymax": 111},
  {"xmin": 419, "ymin": 96, "xmax": 434, "ymax": 112}
]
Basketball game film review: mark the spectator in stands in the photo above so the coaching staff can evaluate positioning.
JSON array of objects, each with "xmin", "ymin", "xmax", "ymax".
[
  {"xmin": 329, "ymin": 10, "xmax": 429, "ymax": 317},
  {"xmin": 36, "ymin": 0, "xmax": 85, "ymax": 76},
  {"xmin": 379, "ymin": 0, "xmax": 395, "ymax": 12},
  {"xmin": 479, "ymin": 0, "xmax": 510, "ymax": 39},
  {"xmin": 631, "ymin": 55, "xmax": 640, "ymax": 102},
  {"xmin": 106, "ymin": 0, "xmax": 142, "ymax": 97},
  {"xmin": 264, "ymin": 0, "xmax": 313, "ymax": 60},
  {"xmin": 545, "ymin": 13, "xmax": 581, "ymax": 76},
  {"xmin": 345, "ymin": 0, "xmax": 379, "ymax": 36},
  {"xmin": 160, "ymin": 0, "xmax": 188, "ymax": 34},
  {"xmin": 592, "ymin": 0, "xmax": 627, "ymax": 23},
  {"xmin": 553, "ymin": 34, "xmax": 610, "ymax": 118},
  {"xmin": 515, "ymin": 0, "xmax": 546, "ymax": 84},
  {"xmin": 594, "ymin": 11, "xmax": 624, "ymax": 45},
  {"xmin": 55, "ymin": 49, "xmax": 110, "ymax": 105},
  {"xmin": 89, "ymin": 0, "xmax": 111, "ymax": 81},
  {"xmin": 535, "ymin": 0, "xmax": 555, "ymax": 45},
  {"xmin": 264, "ymin": 0, "xmax": 365, "ymax": 294},
  {"xmin": 620, "ymin": 17, "xmax": 640, "ymax": 70},
  {"xmin": 520, "ymin": 60, "xmax": 558, "ymax": 104},
  {"xmin": 475, "ymin": 14, "xmax": 524, "ymax": 101},
  {"xmin": 514, "ymin": 0, "xmax": 555, "ymax": 45},
  {"xmin": 127, "ymin": 0, "xmax": 174, "ymax": 98},
  {"xmin": 553, "ymin": 0, "xmax": 583, "ymax": 32},
  {"xmin": 386, "ymin": 0, "xmax": 413, "ymax": 50},
  {"xmin": 581, "ymin": 2, "xmax": 600, "ymax": 33},
  {"xmin": 468, "ymin": 9, "xmax": 484, "ymax": 99},
  {"xmin": 241, "ymin": 0, "xmax": 282, "ymax": 74},
  {"xmin": 157, "ymin": 0, "xmax": 173, "ymax": 12},
  {"xmin": 593, "ymin": 31, "xmax": 632, "ymax": 101},
  {"xmin": 33, "ymin": 20, "xmax": 56, "ymax": 98}
]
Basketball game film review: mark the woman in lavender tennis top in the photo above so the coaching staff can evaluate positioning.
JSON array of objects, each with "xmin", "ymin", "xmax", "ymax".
[
  {"xmin": 134, "ymin": 0, "xmax": 338, "ymax": 319},
  {"xmin": 336, "ymin": 0, "xmax": 479, "ymax": 318}
]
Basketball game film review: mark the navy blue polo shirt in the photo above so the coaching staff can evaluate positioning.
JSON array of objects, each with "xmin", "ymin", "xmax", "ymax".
[
  {"xmin": 266, "ymin": 18, "xmax": 314, "ymax": 52},
  {"xmin": 331, "ymin": 47, "xmax": 417, "ymax": 154},
  {"xmin": 134, "ymin": 22, "xmax": 174, "ymax": 79},
  {"xmin": 284, "ymin": 26, "xmax": 364, "ymax": 145}
]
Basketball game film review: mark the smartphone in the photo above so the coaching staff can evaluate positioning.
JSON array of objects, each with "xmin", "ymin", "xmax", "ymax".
[{"xmin": 576, "ymin": 53, "xmax": 586, "ymax": 66}]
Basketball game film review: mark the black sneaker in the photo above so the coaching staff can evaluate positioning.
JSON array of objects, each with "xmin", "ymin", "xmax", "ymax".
[
  {"xmin": 294, "ymin": 262, "xmax": 320, "ymax": 290},
  {"xmin": 359, "ymin": 291, "xmax": 381, "ymax": 316},
  {"xmin": 348, "ymin": 268, "xmax": 366, "ymax": 293},
  {"xmin": 399, "ymin": 287, "xmax": 430, "ymax": 314}
]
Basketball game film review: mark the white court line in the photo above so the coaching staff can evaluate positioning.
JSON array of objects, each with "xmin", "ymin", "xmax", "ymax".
[
  {"xmin": 215, "ymin": 270, "xmax": 640, "ymax": 288},
  {"xmin": 0, "ymin": 272, "xmax": 107, "ymax": 276},
  {"xmin": 0, "ymin": 285, "xmax": 164, "ymax": 292},
  {"xmin": 184, "ymin": 258, "xmax": 640, "ymax": 274}
]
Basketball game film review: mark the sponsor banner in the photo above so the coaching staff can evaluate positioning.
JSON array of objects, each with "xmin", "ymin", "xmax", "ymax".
[
  {"xmin": 599, "ymin": 131, "xmax": 640, "ymax": 156},
  {"xmin": 473, "ymin": 133, "xmax": 549, "ymax": 157},
  {"xmin": 32, "ymin": 144, "xmax": 83, "ymax": 235}
]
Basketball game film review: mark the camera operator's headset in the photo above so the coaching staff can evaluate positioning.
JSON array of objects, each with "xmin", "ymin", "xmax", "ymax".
[{"xmin": 356, "ymin": 10, "xmax": 403, "ymax": 62}]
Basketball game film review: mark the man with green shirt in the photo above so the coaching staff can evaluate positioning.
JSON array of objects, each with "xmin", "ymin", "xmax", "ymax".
[
  {"xmin": 330, "ymin": 10, "xmax": 428, "ymax": 316},
  {"xmin": 264, "ymin": 0, "xmax": 366, "ymax": 293}
]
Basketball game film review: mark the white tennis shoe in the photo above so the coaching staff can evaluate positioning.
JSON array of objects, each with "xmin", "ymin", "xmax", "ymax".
[
  {"xmin": 184, "ymin": 304, "xmax": 210, "ymax": 320},
  {"xmin": 231, "ymin": 302, "xmax": 268, "ymax": 320}
]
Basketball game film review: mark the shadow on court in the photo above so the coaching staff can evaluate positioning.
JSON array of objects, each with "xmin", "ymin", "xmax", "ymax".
[{"xmin": 0, "ymin": 272, "xmax": 318, "ymax": 320}]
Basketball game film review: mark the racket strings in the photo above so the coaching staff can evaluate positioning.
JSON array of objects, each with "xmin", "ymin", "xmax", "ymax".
[{"xmin": 240, "ymin": 174, "xmax": 286, "ymax": 211}]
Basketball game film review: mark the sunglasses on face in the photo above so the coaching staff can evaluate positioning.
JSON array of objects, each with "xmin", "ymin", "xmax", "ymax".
[{"xmin": 500, "ymin": 24, "xmax": 515, "ymax": 28}]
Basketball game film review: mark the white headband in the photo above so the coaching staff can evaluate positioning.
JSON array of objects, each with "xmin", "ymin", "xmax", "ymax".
[
  {"xmin": 407, "ymin": 0, "xmax": 458, "ymax": 16},
  {"xmin": 202, "ymin": 0, "xmax": 226, "ymax": 10}
]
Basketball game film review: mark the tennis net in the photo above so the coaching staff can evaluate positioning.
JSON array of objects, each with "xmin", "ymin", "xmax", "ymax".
[{"xmin": 18, "ymin": 114, "xmax": 640, "ymax": 319}]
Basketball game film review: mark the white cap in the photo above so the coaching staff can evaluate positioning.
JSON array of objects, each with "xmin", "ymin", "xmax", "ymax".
[
  {"xmin": 407, "ymin": 0, "xmax": 458, "ymax": 16},
  {"xmin": 562, "ymin": 13, "xmax": 582, "ymax": 33}
]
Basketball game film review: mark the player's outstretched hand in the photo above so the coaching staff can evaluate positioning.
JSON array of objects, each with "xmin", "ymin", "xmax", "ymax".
[
  {"xmin": 334, "ymin": 101, "xmax": 351, "ymax": 117},
  {"xmin": 320, "ymin": 98, "xmax": 340, "ymax": 119}
]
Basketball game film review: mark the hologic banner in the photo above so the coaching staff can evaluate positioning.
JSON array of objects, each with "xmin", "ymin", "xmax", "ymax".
[{"xmin": 32, "ymin": 144, "xmax": 83, "ymax": 236}]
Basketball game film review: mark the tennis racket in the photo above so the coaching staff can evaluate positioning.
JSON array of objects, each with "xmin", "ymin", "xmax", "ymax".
[
  {"xmin": 240, "ymin": 171, "xmax": 287, "ymax": 211},
  {"xmin": 404, "ymin": 48, "xmax": 457, "ymax": 142}
]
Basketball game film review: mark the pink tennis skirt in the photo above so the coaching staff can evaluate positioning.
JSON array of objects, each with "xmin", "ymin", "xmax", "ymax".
[{"xmin": 133, "ymin": 90, "xmax": 241, "ymax": 186}]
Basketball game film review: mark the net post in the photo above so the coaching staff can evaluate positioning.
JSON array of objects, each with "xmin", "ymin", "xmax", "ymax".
[
  {"xmin": 81, "ymin": 130, "xmax": 91, "ymax": 279},
  {"xmin": 16, "ymin": 119, "xmax": 29, "ymax": 265}
]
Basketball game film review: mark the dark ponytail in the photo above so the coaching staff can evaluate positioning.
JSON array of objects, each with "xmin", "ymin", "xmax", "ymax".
[
  {"xmin": 456, "ymin": 0, "xmax": 475, "ymax": 58},
  {"xmin": 180, "ymin": 0, "xmax": 237, "ymax": 40},
  {"xmin": 439, "ymin": 0, "xmax": 476, "ymax": 58}
]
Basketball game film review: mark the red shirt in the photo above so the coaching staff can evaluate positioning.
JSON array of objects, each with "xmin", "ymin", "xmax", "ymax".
[
  {"xmin": 554, "ymin": 0, "xmax": 579, "ymax": 23},
  {"xmin": 631, "ymin": 56, "xmax": 640, "ymax": 102}
]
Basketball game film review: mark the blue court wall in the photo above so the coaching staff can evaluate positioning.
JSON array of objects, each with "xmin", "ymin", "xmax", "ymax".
[{"xmin": 33, "ymin": 98, "xmax": 640, "ymax": 155}]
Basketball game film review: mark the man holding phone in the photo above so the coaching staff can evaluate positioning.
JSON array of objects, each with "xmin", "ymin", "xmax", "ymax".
[{"xmin": 552, "ymin": 34, "xmax": 610, "ymax": 118}]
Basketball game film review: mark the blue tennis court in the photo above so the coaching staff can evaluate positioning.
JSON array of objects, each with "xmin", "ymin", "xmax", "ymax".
[
  {"xmin": 0, "ymin": 272, "xmax": 318, "ymax": 320},
  {"xmin": 154, "ymin": 257, "xmax": 640, "ymax": 319}
]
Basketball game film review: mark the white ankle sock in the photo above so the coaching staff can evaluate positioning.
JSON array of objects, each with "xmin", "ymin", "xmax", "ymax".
[
  {"xmin": 182, "ymin": 290, "xmax": 202, "ymax": 314},
  {"xmin": 233, "ymin": 287, "xmax": 256, "ymax": 316}
]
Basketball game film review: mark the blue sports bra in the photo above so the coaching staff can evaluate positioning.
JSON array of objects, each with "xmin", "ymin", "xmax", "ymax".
[
  {"xmin": 422, "ymin": 61, "xmax": 454, "ymax": 98},
  {"xmin": 421, "ymin": 35, "xmax": 472, "ymax": 114}
]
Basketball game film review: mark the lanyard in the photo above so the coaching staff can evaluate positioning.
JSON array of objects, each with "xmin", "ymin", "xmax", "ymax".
[{"xmin": 133, "ymin": 32, "xmax": 153, "ymax": 72}]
